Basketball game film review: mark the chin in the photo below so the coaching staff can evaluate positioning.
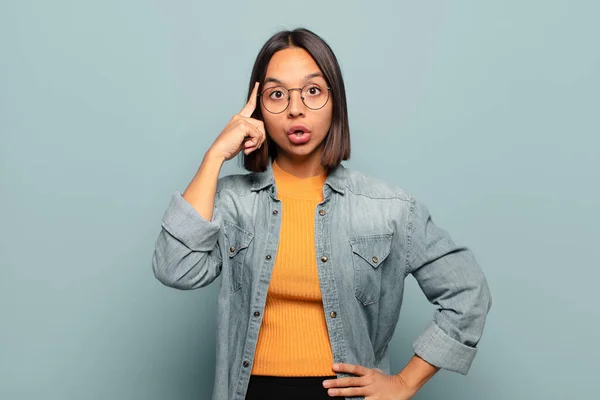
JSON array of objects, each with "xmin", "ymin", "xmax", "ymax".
[{"xmin": 280, "ymin": 144, "xmax": 315, "ymax": 157}]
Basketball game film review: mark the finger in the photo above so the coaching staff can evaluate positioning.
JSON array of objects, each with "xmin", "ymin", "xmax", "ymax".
[
  {"xmin": 245, "ymin": 119, "xmax": 265, "ymax": 148},
  {"xmin": 327, "ymin": 386, "xmax": 366, "ymax": 398},
  {"xmin": 239, "ymin": 81, "xmax": 260, "ymax": 118},
  {"xmin": 244, "ymin": 137, "xmax": 259, "ymax": 148},
  {"xmin": 241, "ymin": 120, "xmax": 264, "ymax": 146},
  {"xmin": 243, "ymin": 141, "xmax": 261, "ymax": 154},
  {"xmin": 333, "ymin": 363, "xmax": 370, "ymax": 376},
  {"xmin": 244, "ymin": 117, "xmax": 265, "ymax": 131},
  {"xmin": 323, "ymin": 376, "xmax": 364, "ymax": 388}
]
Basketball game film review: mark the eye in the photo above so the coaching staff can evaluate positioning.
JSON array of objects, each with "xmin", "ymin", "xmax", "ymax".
[
  {"xmin": 265, "ymin": 87, "xmax": 287, "ymax": 100},
  {"xmin": 306, "ymin": 85, "xmax": 321, "ymax": 96}
]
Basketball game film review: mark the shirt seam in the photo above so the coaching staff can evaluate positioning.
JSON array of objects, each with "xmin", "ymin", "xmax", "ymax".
[
  {"xmin": 345, "ymin": 186, "xmax": 412, "ymax": 201},
  {"xmin": 404, "ymin": 197, "xmax": 416, "ymax": 277}
]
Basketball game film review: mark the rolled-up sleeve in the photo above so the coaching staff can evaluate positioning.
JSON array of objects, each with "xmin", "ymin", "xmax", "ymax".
[
  {"xmin": 407, "ymin": 199, "xmax": 492, "ymax": 375},
  {"xmin": 152, "ymin": 191, "xmax": 223, "ymax": 290}
]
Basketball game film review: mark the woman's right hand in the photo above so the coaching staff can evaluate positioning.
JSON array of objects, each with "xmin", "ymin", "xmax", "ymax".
[{"xmin": 208, "ymin": 82, "xmax": 266, "ymax": 162}]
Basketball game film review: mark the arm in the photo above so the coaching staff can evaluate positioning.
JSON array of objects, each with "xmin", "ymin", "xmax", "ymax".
[
  {"xmin": 182, "ymin": 150, "xmax": 225, "ymax": 221},
  {"xmin": 407, "ymin": 199, "xmax": 492, "ymax": 375},
  {"xmin": 151, "ymin": 152, "xmax": 226, "ymax": 290},
  {"xmin": 395, "ymin": 354, "xmax": 440, "ymax": 394},
  {"xmin": 152, "ymin": 82, "xmax": 266, "ymax": 290}
]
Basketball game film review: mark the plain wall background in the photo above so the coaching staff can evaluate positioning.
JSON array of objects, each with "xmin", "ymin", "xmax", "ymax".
[{"xmin": 1, "ymin": 1, "xmax": 598, "ymax": 399}]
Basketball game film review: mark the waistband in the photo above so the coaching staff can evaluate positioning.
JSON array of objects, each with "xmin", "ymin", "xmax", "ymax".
[{"xmin": 249, "ymin": 375, "xmax": 337, "ymax": 387}]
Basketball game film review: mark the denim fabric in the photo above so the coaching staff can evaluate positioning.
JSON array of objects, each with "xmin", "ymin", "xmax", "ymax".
[{"xmin": 152, "ymin": 161, "xmax": 492, "ymax": 400}]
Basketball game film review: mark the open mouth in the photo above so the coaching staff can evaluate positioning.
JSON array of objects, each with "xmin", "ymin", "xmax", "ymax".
[{"xmin": 287, "ymin": 127, "xmax": 311, "ymax": 144}]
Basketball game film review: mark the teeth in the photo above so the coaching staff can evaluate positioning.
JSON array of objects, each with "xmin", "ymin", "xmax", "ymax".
[{"xmin": 296, "ymin": 131, "xmax": 303, "ymax": 136}]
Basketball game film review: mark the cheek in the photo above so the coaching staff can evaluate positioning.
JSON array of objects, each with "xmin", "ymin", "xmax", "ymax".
[
  {"xmin": 318, "ymin": 105, "xmax": 334, "ymax": 132},
  {"xmin": 261, "ymin": 113, "xmax": 282, "ymax": 138},
  {"xmin": 260, "ymin": 106, "xmax": 273, "ymax": 130}
]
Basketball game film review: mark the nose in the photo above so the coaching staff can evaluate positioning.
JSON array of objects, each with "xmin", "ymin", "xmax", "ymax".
[{"xmin": 287, "ymin": 89, "xmax": 305, "ymax": 118}]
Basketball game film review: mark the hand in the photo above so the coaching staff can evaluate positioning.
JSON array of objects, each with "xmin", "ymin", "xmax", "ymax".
[
  {"xmin": 208, "ymin": 81, "xmax": 267, "ymax": 161},
  {"xmin": 322, "ymin": 363, "xmax": 418, "ymax": 400}
]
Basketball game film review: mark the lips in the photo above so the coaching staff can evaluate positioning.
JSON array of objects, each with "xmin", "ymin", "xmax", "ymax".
[
  {"xmin": 287, "ymin": 125, "xmax": 311, "ymax": 135},
  {"xmin": 287, "ymin": 124, "xmax": 312, "ymax": 145}
]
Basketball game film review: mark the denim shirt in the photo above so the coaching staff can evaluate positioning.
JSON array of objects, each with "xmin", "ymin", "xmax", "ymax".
[{"xmin": 152, "ymin": 161, "xmax": 492, "ymax": 400}]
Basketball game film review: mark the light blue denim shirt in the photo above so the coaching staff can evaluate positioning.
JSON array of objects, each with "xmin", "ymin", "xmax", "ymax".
[{"xmin": 152, "ymin": 161, "xmax": 492, "ymax": 400}]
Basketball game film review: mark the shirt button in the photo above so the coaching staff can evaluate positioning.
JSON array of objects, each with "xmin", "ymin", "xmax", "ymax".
[
  {"xmin": 243, "ymin": 361, "xmax": 249, "ymax": 367},
  {"xmin": 229, "ymin": 246, "xmax": 236, "ymax": 253},
  {"xmin": 330, "ymin": 311, "xmax": 337, "ymax": 318},
  {"xmin": 266, "ymin": 255, "xmax": 272, "ymax": 260},
  {"xmin": 254, "ymin": 311, "xmax": 260, "ymax": 317},
  {"xmin": 319, "ymin": 209, "xmax": 326, "ymax": 216},
  {"xmin": 372, "ymin": 256, "xmax": 378, "ymax": 263},
  {"xmin": 321, "ymin": 256, "xmax": 328, "ymax": 263},
  {"xmin": 272, "ymin": 210, "xmax": 279, "ymax": 215}
]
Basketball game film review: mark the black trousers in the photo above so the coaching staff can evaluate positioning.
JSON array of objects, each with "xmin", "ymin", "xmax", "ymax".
[{"xmin": 244, "ymin": 375, "xmax": 337, "ymax": 400}]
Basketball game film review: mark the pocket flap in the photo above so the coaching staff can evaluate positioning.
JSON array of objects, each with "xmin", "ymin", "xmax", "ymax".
[
  {"xmin": 223, "ymin": 221, "xmax": 254, "ymax": 257},
  {"xmin": 349, "ymin": 233, "xmax": 393, "ymax": 268}
]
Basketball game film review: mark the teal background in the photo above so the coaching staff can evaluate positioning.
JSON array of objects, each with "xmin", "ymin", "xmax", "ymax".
[{"xmin": 1, "ymin": 1, "xmax": 598, "ymax": 399}]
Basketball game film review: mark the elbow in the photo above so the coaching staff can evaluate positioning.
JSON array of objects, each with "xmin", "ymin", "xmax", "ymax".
[
  {"xmin": 152, "ymin": 251, "xmax": 192, "ymax": 290},
  {"xmin": 151, "ymin": 250, "xmax": 219, "ymax": 290},
  {"xmin": 468, "ymin": 274, "xmax": 492, "ymax": 322},
  {"xmin": 481, "ymin": 276, "xmax": 492, "ymax": 313},
  {"xmin": 152, "ymin": 251, "xmax": 178, "ymax": 288}
]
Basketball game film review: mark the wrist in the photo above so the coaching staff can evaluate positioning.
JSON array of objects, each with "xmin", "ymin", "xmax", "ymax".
[
  {"xmin": 396, "ymin": 354, "xmax": 440, "ymax": 393},
  {"xmin": 396, "ymin": 371, "xmax": 421, "ymax": 394},
  {"xmin": 205, "ymin": 148, "xmax": 226, "ymax": 165}
]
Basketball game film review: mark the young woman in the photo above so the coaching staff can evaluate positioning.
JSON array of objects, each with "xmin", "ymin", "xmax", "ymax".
[{"xmin": 152, "ymin": 28, "xmax": 492, "ymax": 400}]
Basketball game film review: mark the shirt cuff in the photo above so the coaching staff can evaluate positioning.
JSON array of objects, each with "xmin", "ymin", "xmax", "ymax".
[
  {"xmin": 412, "ymin": 321, "xmax": 477, "ymax": 375},
  {"xmin": 161, "ymin": 191, "xmax": 222, "ymax": 251}
]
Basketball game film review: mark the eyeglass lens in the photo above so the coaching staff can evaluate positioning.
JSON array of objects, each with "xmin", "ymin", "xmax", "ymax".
[{"xmin": 261, "ymin": 83, "xmax": 329, "ymax": 114}]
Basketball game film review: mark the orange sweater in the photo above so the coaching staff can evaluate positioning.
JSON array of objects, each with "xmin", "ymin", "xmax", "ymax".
[{"xmin": 251, "ymin": 160, "xmax": 334, "ymax": 376}]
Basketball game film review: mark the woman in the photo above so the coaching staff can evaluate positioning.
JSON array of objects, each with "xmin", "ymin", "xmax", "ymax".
[{"xmin": 152, "ymin": 28, "xmax": 492, "ymax": 400}]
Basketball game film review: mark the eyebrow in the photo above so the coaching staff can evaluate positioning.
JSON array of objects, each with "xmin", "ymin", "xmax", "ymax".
[{"xmin": 264, "ymin": 72, "xmax": 325, "ymax": 85}]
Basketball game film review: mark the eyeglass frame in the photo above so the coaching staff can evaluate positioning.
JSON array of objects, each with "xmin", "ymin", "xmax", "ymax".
[{"xmin": 258, "ymin": 83, "xmax": 332, "ymax": 114}]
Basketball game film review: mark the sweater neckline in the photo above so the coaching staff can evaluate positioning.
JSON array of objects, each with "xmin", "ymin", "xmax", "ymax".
[{"xmin": 272, "ymin": 159, "xmax": 327, "ymax": 200}]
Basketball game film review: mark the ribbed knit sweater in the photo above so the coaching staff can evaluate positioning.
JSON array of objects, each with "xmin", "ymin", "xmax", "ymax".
[{"xmin": 250, "ymin": 159, "xmax": 334, "ymax": 376}]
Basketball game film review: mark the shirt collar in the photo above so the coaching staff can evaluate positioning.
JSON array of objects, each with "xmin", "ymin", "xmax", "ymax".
[{"xmin": 250, "ymin": 160, "xmax": 347, "ymax": 195}]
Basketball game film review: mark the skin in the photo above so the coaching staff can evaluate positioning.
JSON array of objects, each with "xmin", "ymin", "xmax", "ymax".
[
  {"xmin": 259, "ymin": 47, "xmax": 333, "ymax": 178},
  {"xmin": 323, "ymin": 358, "xmax": 440, "ymax": 399}
]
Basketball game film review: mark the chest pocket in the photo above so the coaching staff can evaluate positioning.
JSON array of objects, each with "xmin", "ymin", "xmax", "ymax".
[
  {"xmin": 349, "ymin": 233, "xmax": 393, "ymax": 306},
  {"xmin": 223, "ymin": 221, "xmax": 254, "ymax": 293}
]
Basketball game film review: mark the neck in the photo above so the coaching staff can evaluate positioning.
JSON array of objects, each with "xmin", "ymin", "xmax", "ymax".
[{"xmin": 274, "ymin": 154, "xmax": 326, "ymax": 179}]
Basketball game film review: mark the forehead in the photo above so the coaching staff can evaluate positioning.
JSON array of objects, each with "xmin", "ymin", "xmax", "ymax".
[{"xmin": 265, "ymin": 47, "xmax": 323, "ymax": 83}]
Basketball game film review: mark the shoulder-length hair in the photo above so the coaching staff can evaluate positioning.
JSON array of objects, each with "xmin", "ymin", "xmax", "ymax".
[{"xmin": 241, "ymin": 28, "xmax": 351, "ymax": 172}]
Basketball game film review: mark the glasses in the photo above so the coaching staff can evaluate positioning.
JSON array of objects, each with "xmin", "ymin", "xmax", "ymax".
[{"xmin": 259, "ymin": 83, "xmax": 331, "ymax": 114}]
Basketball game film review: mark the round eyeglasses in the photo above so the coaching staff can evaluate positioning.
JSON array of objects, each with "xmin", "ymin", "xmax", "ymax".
[{"xmin": 259, "ymin": 83, "xmax": 331, "ymax": 114}]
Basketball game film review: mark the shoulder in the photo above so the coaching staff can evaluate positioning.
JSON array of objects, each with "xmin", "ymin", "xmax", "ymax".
[
  {"xmin": 215, "ymin": 172, "xmax": 255, "ymax": 196},
  {"xmin": 342, "ymin": 166, "xmax": 413, "ymax": 203}
]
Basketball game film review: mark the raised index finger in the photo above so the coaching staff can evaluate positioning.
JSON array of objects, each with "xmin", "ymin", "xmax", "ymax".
[{"xmin": 239, "ymin": 81, "xmax": 260, "ymax": 118}]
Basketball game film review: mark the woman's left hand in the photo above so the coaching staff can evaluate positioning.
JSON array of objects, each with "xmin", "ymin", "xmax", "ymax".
[{"xmin": 322, "ymin": 363, "xmax": 417, "ymax": 399}]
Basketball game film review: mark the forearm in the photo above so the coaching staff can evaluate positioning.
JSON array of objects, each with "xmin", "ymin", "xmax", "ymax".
[
  {"xmin": 183, "ymin": 150, "xmax": 225, "ymax": 221},
  {"xmin": 396, "ymin": 354, "xmax": 440, "ymax": 393}
]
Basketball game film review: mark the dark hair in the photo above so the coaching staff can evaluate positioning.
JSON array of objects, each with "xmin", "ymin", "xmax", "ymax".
[{"xmin": 241, "ymin": 28, "xmax": 351, "ymax": 172}]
